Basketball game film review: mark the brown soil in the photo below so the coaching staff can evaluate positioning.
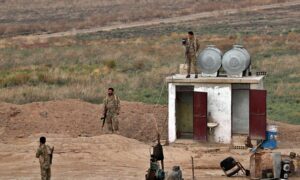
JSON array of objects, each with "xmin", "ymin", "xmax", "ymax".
[
  {"xmin": 0, "ymin": 99, "xmax": 299, "ymax": 179},
  {"xmin": 0, "ymin": 99, "xmax": 168, "ymax": 143}
]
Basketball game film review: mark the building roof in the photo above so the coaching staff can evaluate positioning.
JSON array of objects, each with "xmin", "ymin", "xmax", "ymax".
[{"xmin": 166, "ymin": 74, "xmax": 265, "ymax": 84}]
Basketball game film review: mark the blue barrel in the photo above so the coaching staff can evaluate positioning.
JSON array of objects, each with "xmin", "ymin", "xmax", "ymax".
[{"xmin": 261, "ymin": 125, "xmax": 278, "ymax": 149}]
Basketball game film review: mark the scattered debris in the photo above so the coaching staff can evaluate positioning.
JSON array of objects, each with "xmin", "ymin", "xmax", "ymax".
[
  {"xmin": 16, "ymin": 134, "xmax": 24, "ymax": 138},
  {"xmin": 281, "ymin": 159, "xmax": 291, "ymax": 179},
  {"xmin": 152, "ymin": 134, "xmax": 164, "ymax": 170},
  {"xmin": 244, "ymin": 136, "xmax": 253, "ymax": 148},
  {"xmin": 249, "ymin": 151, "xmax": 299, "ymax": 179},
  {"xmin": 145, "ymin": 154, "xmax": 165, "ymax": 180},
  {"xmin": 220, "ymin": 156, "xmax": 249, "ymax": 177},
  {"xmin": 191, "ymin": 156, "xmax": 194, "ymax": 180},
  {"xmin": 39, "ymin": 111, "xmax": 48, "ymax": 118},
  {"xmin": 251, "ymin": 141, "xmax": 263, "ymax": 153},
  {"xmin": 9, "ymin": 107, "xmax": 21, "ymax": 117},
  {"xmin": 78, "ymin": 133, "xmax": 90, "ymax": 137},
  {"xmin": 167, "ymin": 166, "xmax": 183, "ymax": 180},
  {"xmin": 232, "ymin": 145, "xmax": 247, "ymax": 150},
  {"xmin": 294, "ymin": 154, "xmax": 300, "ymax": 176},
  {"xmin": 204, "ymin": 148, "xmax": 220, "ymax": 153},
  {"xmin": 146, "ymin": 134, "xmax": 165, "ymax": 180}
]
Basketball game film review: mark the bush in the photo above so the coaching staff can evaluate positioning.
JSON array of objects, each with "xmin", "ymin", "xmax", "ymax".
[{"xmin": 103, "ymin": 60, "xmax": 116, "ymax": 69}]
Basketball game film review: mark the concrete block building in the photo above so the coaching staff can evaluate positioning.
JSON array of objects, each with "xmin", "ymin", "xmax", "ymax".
[{"xmin": 166, "ymin": 75, "xmax": 266, "ymax": 144}]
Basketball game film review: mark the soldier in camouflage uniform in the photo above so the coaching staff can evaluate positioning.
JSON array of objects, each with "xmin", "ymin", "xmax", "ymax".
[
  {"xmin": 185, "ymin": 31, "xmax": 200, "ymax": 78},
  {"xmin": 36, "ymin": 136, "xmax": 54, "ymax": 180},
  {"xmin": 103, "ymin": 87, "xmax": 120, "ymax": 133}
]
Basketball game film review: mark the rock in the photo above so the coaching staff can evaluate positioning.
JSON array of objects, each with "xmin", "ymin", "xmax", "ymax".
[
  {"xmin": 16, "ymin": 135, "xmax": 24, "ymax": 138},
  {"xmin": 9, "ymin": 107, "xmax": 21, "ymax": 117},
  {"xmin": 39, "ymin": 111, "xmax": 48, "ymax": 118}
]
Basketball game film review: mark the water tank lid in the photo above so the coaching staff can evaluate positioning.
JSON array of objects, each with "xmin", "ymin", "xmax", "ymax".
[
  {"xmin": 207, "ymin": 45, "xmax": 216, "ymax": 48},
  {"xmin": 233, "ymin": 45, "xmax": 244, "ymax": 48},
  {"xmin": 205, "ymin": 45, "xmax": 222, "ymax": 54}
]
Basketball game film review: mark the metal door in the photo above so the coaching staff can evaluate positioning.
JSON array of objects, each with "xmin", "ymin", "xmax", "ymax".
[
  {"xmin": 249, "ymin": 90, "xmax": 267, "ymax": 140},
  {"xmin": 193, "ymin": 92, "xmax": 207, "ymax": 141}
]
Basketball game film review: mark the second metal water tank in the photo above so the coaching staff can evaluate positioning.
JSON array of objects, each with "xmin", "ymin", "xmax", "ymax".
[
  {"xmin": 222, "ymin": 45, "xmax": 250, "ymax": 76},
  {"xmin": 197, "ymin": 45, "xmax": 222, "ymax": 74}
]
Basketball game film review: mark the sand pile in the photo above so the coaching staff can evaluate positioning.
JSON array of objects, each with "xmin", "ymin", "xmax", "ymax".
[
  {"xmin": 0, "ymin": 99, "xmax": 300, "ymax": 179},
  {"xmin": 0, "ymin": 99, "xmax": 167, "ymax": 143}
]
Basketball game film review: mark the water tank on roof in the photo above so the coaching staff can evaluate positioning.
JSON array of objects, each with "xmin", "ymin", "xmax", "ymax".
[
  {"xmin": 222, "ymin": 45, "xmax": 250, "ymax": 76},
  {"xmin": 197, "ymin": 45, "xmax": 222, "ymax": 74}
]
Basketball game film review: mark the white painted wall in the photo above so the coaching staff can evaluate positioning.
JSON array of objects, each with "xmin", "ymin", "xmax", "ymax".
[
  {"xmin": 168, "ymin": 82, "xmax": 232, "ymax": 144},
  {"xmin": 168, "ymin": 83, "xmax": 176, "ymax": 143},
  {"xmin": 194, "ymin": 84, "xmax": 232, "ymax": 143}
]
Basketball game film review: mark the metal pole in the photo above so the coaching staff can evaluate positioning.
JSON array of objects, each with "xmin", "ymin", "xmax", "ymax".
[{"xmin": 191, "ymin": 156, "xmax": 195, "ymax": 180}]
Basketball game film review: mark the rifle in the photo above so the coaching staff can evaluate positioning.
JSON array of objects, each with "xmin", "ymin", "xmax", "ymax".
[
  {"xmin": 50, "ymin": 146, "xmax": 54, "ymax": 164},
  {"xmin": 101, "ymin": 110, "xmax": 107, "ymax": 129}
]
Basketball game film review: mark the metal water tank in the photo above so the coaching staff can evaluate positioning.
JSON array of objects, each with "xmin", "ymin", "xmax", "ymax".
[
  {"xmin": 222, "ymin": 45, "xmax": 250, "ymax": 76},
  {"xmin": 197, "ymin": 45, "xmax": 222, "ymax": 74}
]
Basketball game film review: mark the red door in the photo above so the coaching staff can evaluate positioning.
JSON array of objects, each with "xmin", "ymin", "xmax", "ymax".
[
  {"xmin": 249, "ymin": 90, "xmax": 267, "ymax": 140},
  {"xmin": 193, "ymin": 92, "xmax": 207, "ymax": 141}
]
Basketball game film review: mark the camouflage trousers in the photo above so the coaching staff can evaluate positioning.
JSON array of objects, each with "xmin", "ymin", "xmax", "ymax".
[
  {"xmin": 106, "ymin": 113, "xmax": 119, "ymax": 132},
  {"xmin": 186, "ymin": 54, "xmax": 198, "ymax": 75},
  {"xmin": 40, "ymin": 166, "xmax": 51, "ymax": 180}
]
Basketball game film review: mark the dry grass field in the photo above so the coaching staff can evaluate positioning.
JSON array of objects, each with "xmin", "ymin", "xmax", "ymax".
[
  {"xmin": 0, "ymin": 0, "xmax": 299, "ymax": 124},
  {"xmin": 0, "ymin": 0, "xmax": 291, "ymax": 36}
]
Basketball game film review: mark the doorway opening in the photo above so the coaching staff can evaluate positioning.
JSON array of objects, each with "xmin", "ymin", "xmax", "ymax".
[
  {"xmin": 232, "ymin": 84, "xmax": 250, "ymax": 135},
  {"xmin": 175, "ymin": 85, "xmax": 207, "ymax": 141},
  {"xmin": 176, "ymin": 86, "xmax": 193, "ymax": 139}
]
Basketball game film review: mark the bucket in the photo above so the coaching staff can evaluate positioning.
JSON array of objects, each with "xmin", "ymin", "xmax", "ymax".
[
  {"xmin": 267, "ymin": 124, "xmax": 278, "ymax": 141},
  {"xmin": 267, "ymin": 124, "xmax": 278, "ymax": 133}
]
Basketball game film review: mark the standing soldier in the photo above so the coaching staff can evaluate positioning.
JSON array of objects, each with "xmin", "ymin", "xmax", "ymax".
[
  {"xmin": 185, "ymin": 31, "xmax": 200, "ymax": 78},
  {"xmin": 36, "ymin": 136, "xmax": 54, "ymax": 180},
  {"xmin": 103, "ymin": 87, "xmax": 120, "ymax": 133}
]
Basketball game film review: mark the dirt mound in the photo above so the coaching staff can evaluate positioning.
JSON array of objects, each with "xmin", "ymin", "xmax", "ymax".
[
  {"xmin": 0, "ymin": 100, "xmax": 300, "ymax": 179},
  {"xmin": 1, "ymin": 99, "xmax": 300, "ymax": 146},
  {"xmin": 0, "ymin": 99, "xmax": 167, "ymax": 143}
]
